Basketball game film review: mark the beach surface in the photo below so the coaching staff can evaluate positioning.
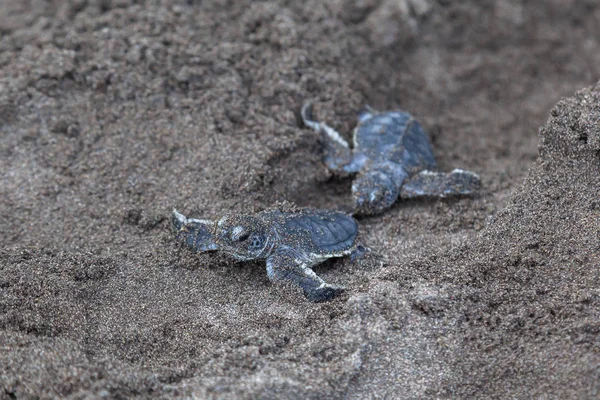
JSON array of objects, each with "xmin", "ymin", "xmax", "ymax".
[{"xmin": 1, "ymin": 1, "xmax": 599, "ymax": 398}]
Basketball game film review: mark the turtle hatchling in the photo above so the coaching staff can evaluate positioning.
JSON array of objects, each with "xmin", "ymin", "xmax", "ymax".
[
  {"xmin": 301, "ymin": 101, "xmax": 481, "ymax": 215},
  {"xmin": 172, "ymin": 207, "xmax": 366, "ymax": 302}
]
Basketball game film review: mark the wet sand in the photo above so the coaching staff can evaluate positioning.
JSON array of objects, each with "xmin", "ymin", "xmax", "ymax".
[{"xmin": 1, "ymin": 1, "xmax": 599, "ymax": 398}]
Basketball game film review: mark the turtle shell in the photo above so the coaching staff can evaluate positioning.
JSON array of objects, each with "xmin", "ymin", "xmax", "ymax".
[
  {"xmin": 283, "ymin": 211, "xmax": 358, "ymax": 254},
  {"xmin": 354, "ymin": 111, "xmax": 437, "ymax": 174}
]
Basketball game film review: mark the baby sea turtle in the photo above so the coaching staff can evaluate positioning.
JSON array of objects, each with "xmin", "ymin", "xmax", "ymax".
[
  {"xmin": 301, "ymin": 101, "xmax": 481, "ymax": 215},
  {"xmin": 172, "ymin": 207, "xmax": 366, "ymax": 302}
]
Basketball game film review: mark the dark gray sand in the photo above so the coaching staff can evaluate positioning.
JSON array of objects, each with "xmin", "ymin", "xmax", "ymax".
[{"xmin": 1, "ymin": 1, "xmax": 599, "ymax": 398}]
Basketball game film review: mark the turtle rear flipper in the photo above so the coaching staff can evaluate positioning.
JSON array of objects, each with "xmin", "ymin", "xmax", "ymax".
[
  {"xmin": 399, "ymin": 169, "xmax": 481, "ymax": 199},
  {"xmin": 266, "ymin": 250, "xmax": 345, "ymax": 302},
  {"xmin": 350, "ymin": 244, "xmax": 368, "ymax": 263},
  {"xmin": 172, "ymin": 209, "xmax": 219, "ymax": 252}
]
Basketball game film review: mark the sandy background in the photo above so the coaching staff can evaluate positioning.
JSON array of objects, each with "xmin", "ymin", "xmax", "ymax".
[{"xmin": 1, "ymin": 0, "xmax": 599, "ymax": 398}]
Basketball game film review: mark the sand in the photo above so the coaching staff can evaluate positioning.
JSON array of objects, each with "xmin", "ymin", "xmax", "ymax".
[{"xmin": 1, "ymin": 0, "xmax": 599, "ymax": 398}]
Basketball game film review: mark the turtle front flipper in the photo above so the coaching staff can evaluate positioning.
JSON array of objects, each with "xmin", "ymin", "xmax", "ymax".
[
  {"xmin": 399, "ymin": 169, "xmax": 481, "ymax": 199},
  {"xmin": 301, "ymin": 101, "xmax": 365, "ymax": 175},
  {"xmin": 266, "ymin": 250, "xmax": 345, "ymax": 302},
  {"xmin": 172, "ymin": 209, "xmax": 219, "ymax": 252}
]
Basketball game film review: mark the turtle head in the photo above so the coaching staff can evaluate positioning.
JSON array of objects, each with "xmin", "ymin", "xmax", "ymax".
[
  {"xmin": 352, "ymin": 169, "xmax": 400, "ymax": 215},
  {"xmin": 214, "ymin": 214, "xmax": 270, "ymax": 261}
]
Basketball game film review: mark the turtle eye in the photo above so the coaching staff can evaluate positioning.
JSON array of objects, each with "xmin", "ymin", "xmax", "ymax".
[
  {"xmin": 237, "ymin": 232, "xmax": 250, "ymax": 242},
  {"xmin": 230, "ymin": 226, "xmax": 249, "ymax": 242}
]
